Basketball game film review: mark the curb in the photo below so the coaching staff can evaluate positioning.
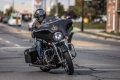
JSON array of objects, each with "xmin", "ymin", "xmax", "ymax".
[
  {"xmin": 80, "ymin": 31, "xmax": 120, "ymax": 40},
  {"xmin": 74, "ymin": 28, "xmax": 120, "ymax": 42}
]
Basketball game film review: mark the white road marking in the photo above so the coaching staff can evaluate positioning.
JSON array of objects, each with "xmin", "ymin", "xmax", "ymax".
[
  {"xmin": 6, "ymin": 40, "xmax": 10, "ymax": 43},
  {"xmin": 94, "ymin": 68, "xmax": 120, "ymax": 71},
  {"xmin": 0, "ymin": 38, "xmax": 25, "ymax": 48},
  {"xmin": 0, "ymin": 47, "xmax": 30, "ymax": 49},
  {"xmin": 0, "ymin": 46, "xmax": 83, "ymax": 49},
  {"xmin": 74, "ymin": 68, "xmax": 120, "ymax": 71},
  {"xmin": 0, "ymin": 46, "xmax": 114, "ymax": 50},
  {"xmin": 15, "ymin": 44, "xmax": 20, "ymax": 47},
  {"xmin": 23, "ymin": 39, "xmax": 29, "ymax": 41},
  {"xmin": 0, "ymin": 38, "xmax": 2, "ymax": 40}
]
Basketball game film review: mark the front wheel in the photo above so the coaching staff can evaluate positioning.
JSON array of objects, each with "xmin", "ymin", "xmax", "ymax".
[{"xmin": 63, "ymin": 52, "xmax": 74, "ymax": 75}]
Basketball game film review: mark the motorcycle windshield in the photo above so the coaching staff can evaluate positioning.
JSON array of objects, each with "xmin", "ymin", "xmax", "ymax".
[
  {"xmin": 33, "ymin": 16, "xmax": 73, "ymax": 41},
  {"xmin": 37, "ymin": 16, "xmax": 72, "ymax": 35}
]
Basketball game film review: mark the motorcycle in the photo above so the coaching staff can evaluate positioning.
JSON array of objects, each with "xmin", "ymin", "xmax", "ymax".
[{"xmin": 24, "ymin": 17, "xmax": 77, "ymax": 75}]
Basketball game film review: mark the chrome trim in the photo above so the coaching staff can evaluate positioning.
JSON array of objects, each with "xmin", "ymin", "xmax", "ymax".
[
  {"xmin": 44, "ymin": 49, "xmax": 53, "ymax": 65},
  {"xmin": 51, "ymin": 43, "xmax": 62, "ymax": 62},
  {"xmin": 64, "ymin": 40, "xmax": 73, "ymax": 59},
  {"xmin": 67, "ymin": 43, "xmax": 77, "ymax": 60}
]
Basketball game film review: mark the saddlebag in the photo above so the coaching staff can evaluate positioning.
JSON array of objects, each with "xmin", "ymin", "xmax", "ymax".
[{"xmin": 24, "ymin": 47, "xmax": 38, "ymax": 63}]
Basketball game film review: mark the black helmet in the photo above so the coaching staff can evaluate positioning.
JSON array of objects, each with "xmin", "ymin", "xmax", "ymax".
[{"xmin": 34, "ymin": 9, "xmax": 46, "ymax": 19}]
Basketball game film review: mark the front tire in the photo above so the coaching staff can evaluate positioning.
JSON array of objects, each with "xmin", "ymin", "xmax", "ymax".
[{"xmin": 63, "ymin": 52, "xmax": 74, "ymax": 75}]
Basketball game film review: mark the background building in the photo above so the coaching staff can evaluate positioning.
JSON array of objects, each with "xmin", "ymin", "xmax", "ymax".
[
  {"xmin": 3, "ymin": 0, "xmax": 75, "ymax": 21},
  {"xmin": 4, "ymin": 4, "xmax": 32, "ymax": 21},
  {"xmin": 3, "ymin": 0, "xmax": 43, "ymax": 21},
  {"xmin": 107, "ymin": 0, "xmax": 120, "ymax": 33}
]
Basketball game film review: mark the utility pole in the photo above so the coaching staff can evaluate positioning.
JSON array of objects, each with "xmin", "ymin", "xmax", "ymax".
[
  {"xmin": 50, "ymin": 0, "xmax": 51, "ymax": 11},
  {"xmin": 81, "ymin": 0, "xmax": 92, "ymax": 32},
  {"xmin": 44, "ymin": 0, "xmax": 46, "ymax": 11},
  {"xmin": 68, "ymin": 0, "xmax": 70, "ymax": 8},
  {"xmin": 42, "ymin": 0, "xmax": 44, "ymax": 10},
  {"xmin": 32, "ymin": 0, "xmax": 34, "ymax": 20},
  {"xmin": 12, "ymin": 0, "xmax": 14, "ymax": 12},
  {"xmin": 55, "ymin": 0, "xmax": 58, "ymax": 16},
  {"xmin": 81, "ymin": 0, "xmax": 84, "ymax": 32}
]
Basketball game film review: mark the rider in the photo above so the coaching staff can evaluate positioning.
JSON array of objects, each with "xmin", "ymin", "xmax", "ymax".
[{"xmin": 32, "ymin": 9, "xmax": 46, "ymax": 64}]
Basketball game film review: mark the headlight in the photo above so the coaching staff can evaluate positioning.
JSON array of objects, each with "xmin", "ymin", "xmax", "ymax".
[{"xmin": 53, "ymin": 32, "xmax": 63, "ymax": 41}]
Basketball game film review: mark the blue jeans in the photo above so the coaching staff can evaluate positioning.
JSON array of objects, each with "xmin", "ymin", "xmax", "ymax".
[{"xmin": 36, "ymin": 40, "xmax": 43, "ymax": 59}]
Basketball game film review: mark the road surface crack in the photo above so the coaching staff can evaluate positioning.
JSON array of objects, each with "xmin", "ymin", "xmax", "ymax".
[
  {"xmin": 90, "ymin": 74, "xmax": 120, "ymax": 80},
  {"xmin": 74, "ymin": 64, "xmax": 96, "ymax": 71}
]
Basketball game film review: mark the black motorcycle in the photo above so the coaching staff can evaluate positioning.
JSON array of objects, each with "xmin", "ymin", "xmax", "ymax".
[{"xmin": 24, "ymin": 17, "xmax": 77, "ymax": 75}]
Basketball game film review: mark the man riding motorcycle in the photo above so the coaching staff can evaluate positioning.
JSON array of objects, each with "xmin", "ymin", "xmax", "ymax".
[
  {"xmin": 32, "ymin": 9, "xmax": 46, "ymax": 64},
  {"xmin": 24, "ymin": 9, "xmax": 77, "ymax": 75},
  {"xmin": 31, "ymin": 9, "xmax": 74, "ymax": 64}
]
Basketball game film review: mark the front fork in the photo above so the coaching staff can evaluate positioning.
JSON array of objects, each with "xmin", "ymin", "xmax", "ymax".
[
  {"xmin": 51, "ymin": 43, "xmax": 63, "ymax": 63},
  {"xmin": 61, "ymin": 39, "xmax": 77, "ymax": 60},
  {"xmin": 52, "ymin": 39, "xmax": 75, "ymax": 61},
  {"xmin": 43, "ymin": 39, "xmax": 77, "ymax": 65},
  {"xmin": 63, "ymin": 39, "xmax": 73, "ymax": 59}
]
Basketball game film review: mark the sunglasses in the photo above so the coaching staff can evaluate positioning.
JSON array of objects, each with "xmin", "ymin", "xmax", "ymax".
[{"xmin": 37, "ymin": 15, "xmax": 43, "ymax": 18}]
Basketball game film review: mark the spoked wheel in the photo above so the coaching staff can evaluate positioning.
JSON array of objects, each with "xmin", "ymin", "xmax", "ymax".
[{"xmin": 63, "ymin": 52, "xmax": 74, "ymax": 75}]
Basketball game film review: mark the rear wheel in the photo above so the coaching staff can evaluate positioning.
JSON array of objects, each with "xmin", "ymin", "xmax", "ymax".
[
  {"xmin": 18, "ymin": 25, "xmax": 21, "ymax": 27},
  {"xmin": 28, "ymin": 28, "xmax": 31, "ymax": 31},
  {"xmin": 63, "ymin": 52, "xmax": 74, "ymax": 75},
  {"xmin": 40, "ymin": 67, "xmax": 51, "ymax": 72}
]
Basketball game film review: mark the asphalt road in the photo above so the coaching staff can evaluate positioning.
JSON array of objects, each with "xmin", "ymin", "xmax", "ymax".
[{"xmin": 0, "ymin": 23, "xmax": 120, "ymax": 80}]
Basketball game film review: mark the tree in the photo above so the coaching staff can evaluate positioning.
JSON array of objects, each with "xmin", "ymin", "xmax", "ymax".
[
  {"xmin": 97, "ymin": 0, "xmax": 107, "ymax": 15},
  {"xmin": 87, "ymin": 0, "xmax": 107, "ymax": 20},
  {"xmin": 5, "ymin": 6, "xmax": 13, "ymax": 16},
  {"xmin": 65, "ymin": 6, "xmax": 77, "ymax": 19},
  {"xmin": 49, "ymin": 2, "xmax": 64, "ymax": 17},
  {"xmin": 73, "ymin": 0, "xmax": 107, "ymax": 18},
  {"xmin": 73, "ymin": 0, "xmax": 82, "ymax": 17}
]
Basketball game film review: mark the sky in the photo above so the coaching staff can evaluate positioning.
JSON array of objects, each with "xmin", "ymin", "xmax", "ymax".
[{"xmin": 0, "ymin": 0, "xmax": 75, "ymax": 11}]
